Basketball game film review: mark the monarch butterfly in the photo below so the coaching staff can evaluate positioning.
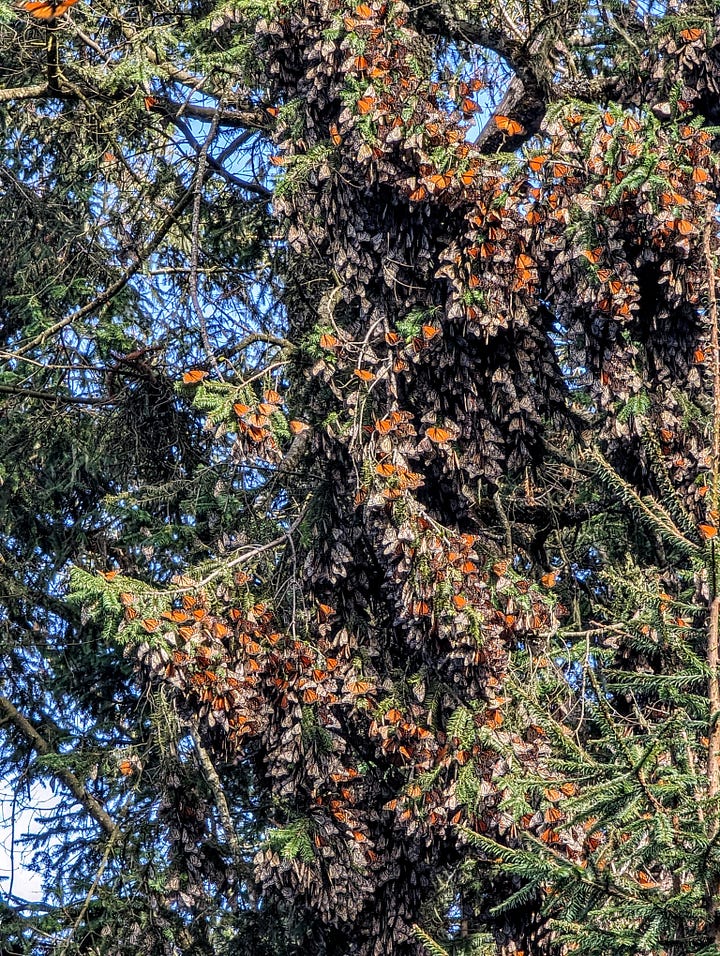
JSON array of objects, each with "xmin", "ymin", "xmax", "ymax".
[
  {"xmin": 622, "ymin": 114, "xmax": 641, "ymax": 132},
  {"xmin": 680, "ymin": 27, "xmax": 703, "ymax": 42},
  {"xmin": 356, "ymin": 96, "xmax": 376, "ymax": 115},
  {"xmin": 426, "ymin": 426, "xmax": 452, "ymax": 443},
  {"xmin": 162, "ymin": 609, "xmax": 190, "ymax": 623},
  {"xmin": 674, "ymin": 218, "xmax": 694, "ymax": 235},
  {"xmin": 347, "ymin": 678, "xmax": 374, "ymax": 695},
  {"xmin": 21, "ymin": 0, "xmax": 78, "ymax": 18},
  {"xmin": 428, "ymin": 173, "xmax": 452, "ymax": 192},
  {"xmin": 528, "ymin": 154, "xmax": 549, "ymax": 172},
  {"xmin": 182, "ymin": 369, "xmax": 208, "ymax": 384},
  {"xmin": 495, "ymin": 114, "xmax": 524, "ymax": 136}
]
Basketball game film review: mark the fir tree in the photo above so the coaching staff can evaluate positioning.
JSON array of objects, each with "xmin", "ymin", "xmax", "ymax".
[{"xmin": 1, "ymin": 0, "xmax": 719, "ymax": 954}]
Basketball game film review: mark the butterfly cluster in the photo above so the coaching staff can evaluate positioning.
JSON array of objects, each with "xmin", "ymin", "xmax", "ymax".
[{"xmin": 120, "ymin": 0, "xmax": 720, "ymax": 950}]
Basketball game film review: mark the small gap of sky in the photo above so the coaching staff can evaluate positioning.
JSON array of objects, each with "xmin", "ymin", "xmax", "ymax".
[{"xmin": 0, "ymin": 779, "xmax": 57, "ymax": 903}]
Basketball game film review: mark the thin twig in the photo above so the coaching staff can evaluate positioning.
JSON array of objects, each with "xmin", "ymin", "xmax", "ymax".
[
  {"xmin": 56, "ymin": 819, "xmax": 123, "ymax": 956},
  {"xmin": 12, "ymin": 184, "xmax": 195, "ymax": 357},
  {"xmin": 190, "ymin": 107, "xmax": 223, "ymax": 377},
  {"xmin": 0, "ymin": 383, "xmax": 109, "ymax": 406}
]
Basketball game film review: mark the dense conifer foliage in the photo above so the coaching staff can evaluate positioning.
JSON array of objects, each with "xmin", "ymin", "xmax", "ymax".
[{"xmin": 1, "ymin": 0, "xmax": 720, "ymax": 953}]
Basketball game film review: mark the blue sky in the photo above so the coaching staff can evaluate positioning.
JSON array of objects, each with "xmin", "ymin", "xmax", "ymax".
[{"xmin": 0, "ymin": 779, "xmax": 56, "ymax": 903}]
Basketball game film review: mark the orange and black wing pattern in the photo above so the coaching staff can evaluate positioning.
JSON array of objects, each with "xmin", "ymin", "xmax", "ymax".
[{"xmin": 20, "ymin": 0, "xmax": 79, "ymax": 19}]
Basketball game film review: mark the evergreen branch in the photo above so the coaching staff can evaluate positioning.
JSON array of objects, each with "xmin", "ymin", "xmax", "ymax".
[
  {"xmin": 586, "ymin": 448, "xmax": 700, "ymax": 554},
  {"xmin": 585, "ymin": 666, "xmax": 664, "ymax": 815},
  {"xmin": 412, "ymin": 925, "xmax": 450, "ymax": 956},
  {"xmin": 221, "ymin": 332, "xmax": 293, "ymax": 361},
  {"xmin": 154, "ymin": 506, "xmax": 309, "ymax": 597},
  {"xmin": 12, "ymin": 182, "xmax": 196, "ymax": 357},
  {"xmin": 56, "ymin": 816, "xmax": 124, "ymax": 956},
  {"xmin": 705, "ymin": 209, "xmax": 720, "ymax": 522},
  {"xmin": 0, "ymin": 696, "xmax": 117, "ymax": 837},
  {"xmin": 163, "ymin": 109, "xmax": 272, "ymax": 198},
  {"xmin": 505, "ymin": 673, "xmax": 599, "ymax": 766},
  {"xmin": 703, "ymin": 210, "xmax": 720, "ymax": 945},
  {"xmin": 190, "ymin": 106, "xmax": 224, "ymax": 378}
]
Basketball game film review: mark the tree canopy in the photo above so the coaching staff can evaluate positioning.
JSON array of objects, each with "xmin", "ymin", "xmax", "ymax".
[{"xmin": 1, "ymin": 0, "xmax": 720, "ymax": 953}]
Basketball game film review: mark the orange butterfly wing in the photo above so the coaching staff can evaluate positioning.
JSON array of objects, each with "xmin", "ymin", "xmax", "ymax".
[
  {"xmin": 495, "ymin": 114, "xmax": 524, "ymax": 136},
  {"xmin": 23, "ymin": 0, "xmax": 78, "ymax": 18},
  {"xmin": 426, "ymin": 426, "xmax": 452, "ymax": 443}
]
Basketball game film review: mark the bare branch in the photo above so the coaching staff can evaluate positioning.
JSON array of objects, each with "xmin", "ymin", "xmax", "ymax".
[{"xmin": 0, "ymin": 83, "xmax": 48, "ymax": 103}]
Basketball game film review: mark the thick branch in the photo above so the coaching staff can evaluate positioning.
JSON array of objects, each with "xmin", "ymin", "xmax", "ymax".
[
  {"xmin": 0, "ymin": 696, "xmax": 116, "ymax": 836},
  {"xmin": 0, "ymin": 83, "xmax": 48, "ymax": 102},
  {"xmin": 188, "ymin": 723, "xmax": 249, "ymax": 876}
]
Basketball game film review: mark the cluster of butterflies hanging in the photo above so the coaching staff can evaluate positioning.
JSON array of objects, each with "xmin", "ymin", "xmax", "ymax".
[{"xmin": 18, "ymin": 0, "xmax": 78, "ymax": 19}]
